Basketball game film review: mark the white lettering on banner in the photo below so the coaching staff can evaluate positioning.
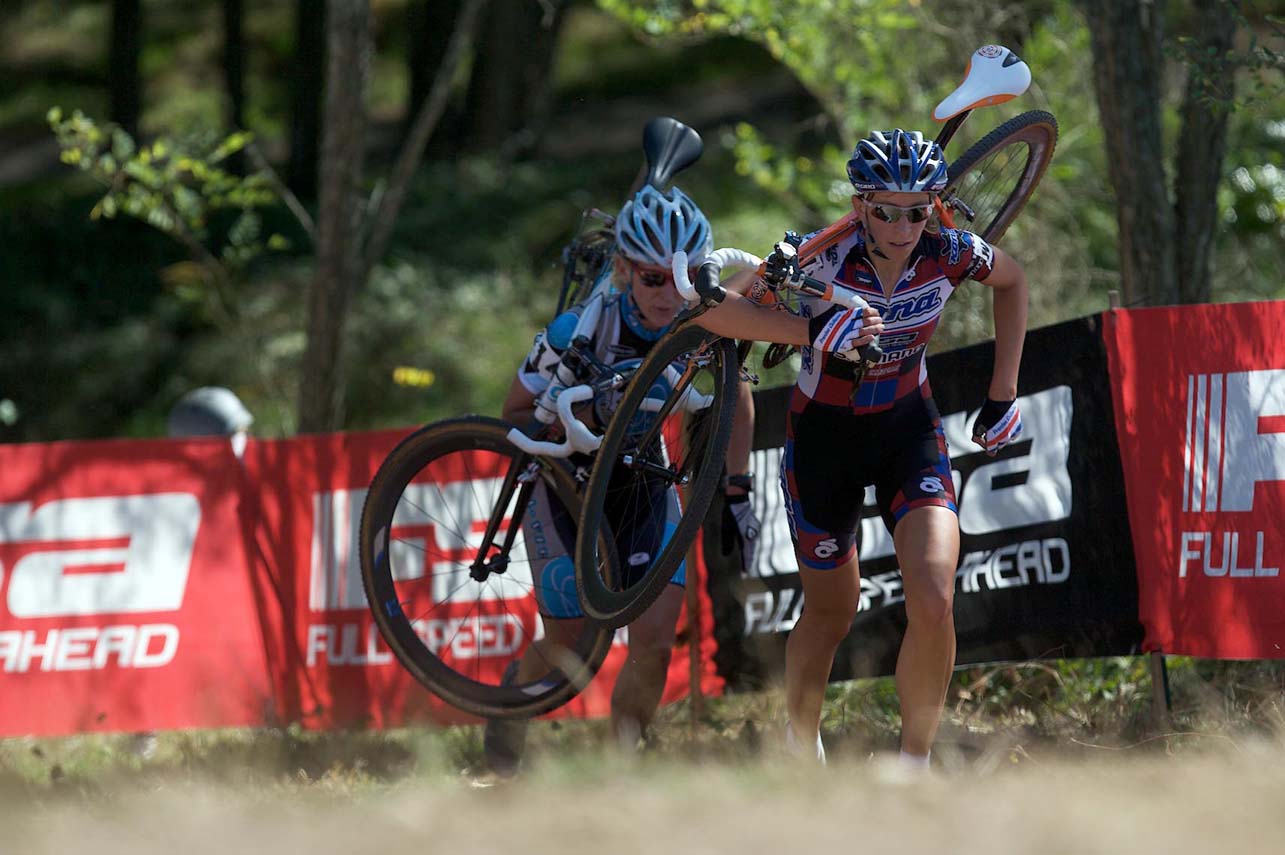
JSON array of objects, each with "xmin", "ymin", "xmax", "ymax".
[
  {"xmin": 306, "ymin": 623, "xmax": 394, "ymax": 666},
  {"xmin": 0, "ymin": 624, "xmax": 180, "ymax": 673},
  {"xmin": 743, "ymin": 538, "xmax": 1070, "ymax": 635},
  {"xmin": 306, "ymin": 615, "xmax": 526, "ymax": 666},
  {"xmin": 310, "ymin": 482, "xmax": 536, "ymax": 612},
  {"xmin": 1178, "ymin": 369, "xmax": 1285, "ymax": 580},
  {"xmin": 0, "ymin": 494, "xmax": 200, "ymax": 618},
  {"xmin": 1184, "ymin": 369, "xmax": 1285, "ymax": 513},
  {"xmin": 744, "ymin": 589, "xmax": 804, "ymax": 635},
  {"xmin": 1178, "ymin": 531, "xmax": 1279, "ymax": 578},
  {"xmin": 956, "ymin": 538, "xmax": 1071, "ymax": 593},
  {"xmin": 745, "ymin": 386, "xmax": 1073, "ymax": 579}
]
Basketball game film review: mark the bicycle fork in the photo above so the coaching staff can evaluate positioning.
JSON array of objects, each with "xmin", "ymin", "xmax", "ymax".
[{"xmin": 469, "ymin": 454, "xmax": 542, "ymax": 582}]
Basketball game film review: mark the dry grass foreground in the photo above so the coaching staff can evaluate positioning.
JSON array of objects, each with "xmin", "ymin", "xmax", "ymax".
[{"xmin": 4, "ymin": 735, "xmax": 1285, "ymax": 855}]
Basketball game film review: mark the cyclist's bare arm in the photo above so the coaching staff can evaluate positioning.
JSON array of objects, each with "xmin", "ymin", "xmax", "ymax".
[
  {"xmin": 694, "ymin": 287, "xmax": 883, "ymax": 351},
  {"xmin": 976, "ymin": 246, "xmax": 1028, "ymax": 401},
  {"xmin": 502, "ymin": 376, "xmax": 538, "ymax": 425},
  {"xmin": 692, "ymin": 289, "xmax": 810, "ymax": 344}
]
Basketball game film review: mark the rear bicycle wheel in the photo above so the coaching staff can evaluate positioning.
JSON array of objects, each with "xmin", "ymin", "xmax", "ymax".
[
  {"xmin": 575, "ymin": 324, "xmax": 738, "ymax": 627},
  {"xmin": 945, "ymin": 110, "xmax": 1058, "ymax": 242},
  {"xmin": 359, "ymin": 415, "xmax": 616, "ymax": 719}
]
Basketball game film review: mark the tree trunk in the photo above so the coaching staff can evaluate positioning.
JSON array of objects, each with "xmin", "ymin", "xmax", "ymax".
[
  {"xmin": 1174, "ymin": 1, "xmax": 1238, "ymax": 305},
  {"xmin": 288, "ymin": 0, "xmax": 326, "ymax": 199},
  {"xmin": 108, "ymin": 0, "xmax": 142, "ymax": 137},
  {"xmin": 1078, "ymin": 0, "xmax": 1177, "ymax": 307},
  {"xmin": 222, "ymin": 0, "xmax": 246, "ymax": 173},
  {"xmin": 461, "ymin": 0, "xmax": 565, "ymax": 155},
  {"xmin": 408, "ymin": 0, "xmax": 459, "ymax": 120},
  {"xmin": 298, "ymin": 0, "xmax": 370, "ymax": 434},
  {"xmin": 365, "ymin": 0, "xmax": 490, "ymax": 275}
]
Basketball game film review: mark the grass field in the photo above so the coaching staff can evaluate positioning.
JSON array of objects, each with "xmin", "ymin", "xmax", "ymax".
[{"xmin": 3, "ymin": 661, "xmax": 1284, "ymax": 854}]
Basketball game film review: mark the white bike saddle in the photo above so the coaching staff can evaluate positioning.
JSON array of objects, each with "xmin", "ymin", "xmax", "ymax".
[{"xmin": 933, "ymin": 45, "xmax": 1031, "ymax": 122}]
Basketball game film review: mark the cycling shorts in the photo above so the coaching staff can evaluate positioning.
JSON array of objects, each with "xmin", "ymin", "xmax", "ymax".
[
  {"xmin": 522, "ymin": 466, "xmax": 686, "ymax": 620},
  {"xmin": 780, "ymin": 387, "xmax": 957, "ymax": 570}
]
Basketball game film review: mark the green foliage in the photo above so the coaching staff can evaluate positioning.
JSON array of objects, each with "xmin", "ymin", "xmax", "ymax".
[{"xmin": 47, "ymin": 108, "xmax": 290, "ymax": 282}]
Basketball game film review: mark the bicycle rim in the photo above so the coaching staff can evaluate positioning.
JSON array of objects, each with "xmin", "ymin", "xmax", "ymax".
[
  {"xmin": 575, "ymin": 325, "xmax": 737, "ymax": 627},
  {"xmin": 359, "ymin": 416, "xmax": 615, "ymax": 719},
  {"xmin": 945, "ymin": 110, "xmax": 1058, "ymax": 243}
]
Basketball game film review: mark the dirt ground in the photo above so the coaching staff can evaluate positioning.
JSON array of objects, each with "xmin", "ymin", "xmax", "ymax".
[{"xmin": 5, "ymin": 741, "xmax": 1285, "ymax": 855}]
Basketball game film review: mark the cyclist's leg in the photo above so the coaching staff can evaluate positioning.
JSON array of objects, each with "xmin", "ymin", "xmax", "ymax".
[
  {"xmin": 876, "ymin": 408, "xmax": 960, "ymax": 760},
  {"xmin": 485, "ymin": 482, "xmax": 585, "ymax": 775},
  {"xmin": 890, "ymin": 506, "xmax": 958, "ymax": 758},
  {"xmin": 607, "ymin": 480, "xmax": 685, "ymax": 746},
  {"xmin": 779, "ymin": 397, "xmax": 867, "ymax": 757},
  {"xmin": 515, "ymin": 481, "xmax": 588, "ymax": 681},
  {"xmin": 612, "ymin": 584, "xmax": 683, "ymax": 748}
]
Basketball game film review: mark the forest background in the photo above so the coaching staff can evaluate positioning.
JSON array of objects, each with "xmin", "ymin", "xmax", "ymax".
[{"xmin": 0, "ymin": 0, "xmax": 1280, "ymax": 443}]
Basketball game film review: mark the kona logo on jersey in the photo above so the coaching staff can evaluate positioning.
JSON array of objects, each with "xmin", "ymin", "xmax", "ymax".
[
  {"xmin": 882, "ymin": 289, "xmax": 944, "ymax": 324},
  {"xmin": 1178, "ymin": 369, "xmax": 1284, "ymax": 579}
]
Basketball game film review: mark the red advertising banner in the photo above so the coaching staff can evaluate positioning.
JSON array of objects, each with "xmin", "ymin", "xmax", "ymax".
[
  {"xmin": 1106, "ymin": 301, "xmax": 1285, "ymax": 658},
  {"xmin": 244, "ymin": 428, "xmax": 721, "ymax": 731},
  {"xmin": 0, "ymin": 437, "xmax": 274, "ymax": 736}
]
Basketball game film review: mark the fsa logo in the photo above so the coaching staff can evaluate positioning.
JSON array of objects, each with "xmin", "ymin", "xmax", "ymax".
[
  {"xmin": 1183, "ymin": 369, "xmax": 1285, "ymax": 513},
  {"xmin": 0, "ymin": 494, "xmax": 200, "ymax": 618}
]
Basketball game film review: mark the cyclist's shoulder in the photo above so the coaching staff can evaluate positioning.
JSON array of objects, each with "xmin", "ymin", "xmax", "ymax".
[
  {"xmin": 927, "ymin": 227, "xmax": 995, "ymax": 278},
  {"xmin": 928, "ymin": 226, "xmax": 988, "ymax": 257},
  {"xmin": 799, "ymin": 215, "xmax": 865, "ymax": 272},
  {"xmin": 545, "ymin": 287, "xmax": 620, "ymax": 347}
]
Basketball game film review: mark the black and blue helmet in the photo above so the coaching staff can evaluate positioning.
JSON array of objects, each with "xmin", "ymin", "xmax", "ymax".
[{"xmin": 846, "ymin": 129, "xmax": 948, "ymax": 194}]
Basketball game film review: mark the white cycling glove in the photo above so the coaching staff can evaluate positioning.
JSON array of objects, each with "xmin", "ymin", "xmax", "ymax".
[
  {"xmin": 972, "ymin": 398, "xmax": 1023, "ymax": 456},
  {"xmin": 807, "ymin": 306, "xmax": 881, "ymax": 362}
]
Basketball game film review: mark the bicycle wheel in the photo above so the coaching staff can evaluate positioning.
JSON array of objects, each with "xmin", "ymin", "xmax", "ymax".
[
  {"xmin": 575, "ymin": 324, "xmax": 738, "ymax": 627},
  {"xmin": 360, "ymin": 415, "xmax": 616, "ymax": 719},
  {"xmin": 945, "ymin": 110, "xmax": 1058, "ymax": 243}
]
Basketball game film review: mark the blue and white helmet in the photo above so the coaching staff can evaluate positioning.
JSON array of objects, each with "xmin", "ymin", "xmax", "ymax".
[
  {"xmin": 614, "ymin": 185, "xmax": 712, "ymax": 268},
  {"xmin": 846, "ymin": 129, "xmax": 948, "ymax": 194}
]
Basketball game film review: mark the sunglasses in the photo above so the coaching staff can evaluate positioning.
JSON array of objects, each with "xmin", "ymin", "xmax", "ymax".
[
  {"xmin": 867, "ymin": 201, "xmax": 934, "ymax": 224},
  {"xmin": 630, "ymin": 262, "xmax": 695, "ymax": 289}
]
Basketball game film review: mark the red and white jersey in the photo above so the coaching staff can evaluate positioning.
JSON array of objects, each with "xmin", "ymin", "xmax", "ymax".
[{"xmin": 795, "ymin": 223, "xmax": 995, "ymax": 413}]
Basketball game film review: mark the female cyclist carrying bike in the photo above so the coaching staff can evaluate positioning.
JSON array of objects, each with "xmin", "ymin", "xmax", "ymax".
[
  {"xmin": 700, "ymin": 128, "xmax": 1029, "ymax": 768},
  {"xmin": 483, "ymin": 184, "xmax": 762, "ymax": 773}
]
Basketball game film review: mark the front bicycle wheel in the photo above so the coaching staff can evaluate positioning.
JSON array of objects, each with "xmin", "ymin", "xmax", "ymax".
[
  {"xmin": 945, "ymin": 110, "xmax": 1058, "ymax": 243},
  {"xmin": 360, "ymin": 416, "xmax": 616, "ymax": 719},
  {"xmin": 575, "ymin": 324, "xmax": 738, "ymax": 627}
]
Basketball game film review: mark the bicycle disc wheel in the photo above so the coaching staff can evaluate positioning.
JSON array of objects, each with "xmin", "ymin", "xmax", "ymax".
[
  {"xmin": 360, "ymin": 415, "xmax": 616, "ymax": 719},
  {"xmin": 945, "ymin": 110, "xmax": 1058, "ymax": 243},
  {"xmin": 575, "ymin": 324, "xmax": 738, "ymax": 627}
]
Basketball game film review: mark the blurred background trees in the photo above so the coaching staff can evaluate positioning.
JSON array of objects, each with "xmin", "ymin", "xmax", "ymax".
[{"xmin": 0, "ymin": 0, "xmax": 1280, "ymax": 442}]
